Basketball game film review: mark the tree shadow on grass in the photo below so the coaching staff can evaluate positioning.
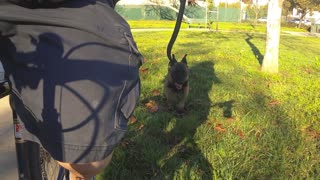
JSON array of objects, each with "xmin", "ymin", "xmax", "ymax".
[{"xmin": 245, "ymin": 33, "xmax": 264, "ymax": 65}]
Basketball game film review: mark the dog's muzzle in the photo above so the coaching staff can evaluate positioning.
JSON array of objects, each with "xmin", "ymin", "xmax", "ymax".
[{"xmin": 174, "ymin": 82, "xmax": 183, "ymax": 90}]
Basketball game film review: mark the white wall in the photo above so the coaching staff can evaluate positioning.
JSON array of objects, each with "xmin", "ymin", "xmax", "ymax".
[{"xmin": 292, "ymin": 9, "xmax": 320, "ymax": 20}]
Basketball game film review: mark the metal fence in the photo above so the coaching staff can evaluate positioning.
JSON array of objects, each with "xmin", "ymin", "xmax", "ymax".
[{"xmin": 115, "ymin": 5, "xmax": 241, "ymax": 22}]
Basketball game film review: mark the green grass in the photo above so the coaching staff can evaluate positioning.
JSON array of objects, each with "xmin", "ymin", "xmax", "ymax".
[
  {"xmin": 128, "ymin": 20, "xmax": 309, "ymax": 33},
  {"xmin": 98, "ymin": 28, "xmax": 320, "ymax": 179},
  {"xmin": 128, "ymin": 20, "xmax": 190, "ymax": 29}
]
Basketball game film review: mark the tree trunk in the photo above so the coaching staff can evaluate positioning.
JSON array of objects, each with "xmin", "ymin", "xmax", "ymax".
[{"xmin": 261, "ymin": 0, "xmax": 284, "ymax": 73}]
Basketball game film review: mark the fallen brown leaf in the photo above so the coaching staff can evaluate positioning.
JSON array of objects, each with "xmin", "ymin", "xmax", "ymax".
[
  {"xmin": 303, "ymin": 68, "xmax": 313, "ymax": 74},
  {"xmin": 268, "ymin": 100, "xmax": 280, "ymax": 107},
  {"xmin": 138, "ymin": 124, "xmax": 145, "ymax": 130},
  {"xmin": 215, "ymin": 123, "xmax": 226, "ymax": 133},
  {"xmin": 145, "ymin": 100, "xmax": 159, "ymax": 112},
  {"xmin": 302, "ymin": 127, "xmax": 320, "ymax": 140},
  {"xmin": 151, "ymin": 89, "xmax": 161, "ymax": 96},
  {"xmin": 129, "ymin": 115, "xmax": 137, "ymax": 124},
  {"xmin": 237, "ymin": 130, "xmax": 245, "ymax": 139},
  {"xmin": 226, "ymin": 117, "xmax": 236, "ymax": 123},
  {"xmin": 140, "ymin": 67, "xmax": 149, "ymax": 74}
]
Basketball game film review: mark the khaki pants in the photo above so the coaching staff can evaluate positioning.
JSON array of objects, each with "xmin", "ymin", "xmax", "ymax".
[{"xmin": 57, "ymin": 152, "xmax": 113, "ymax": 180}]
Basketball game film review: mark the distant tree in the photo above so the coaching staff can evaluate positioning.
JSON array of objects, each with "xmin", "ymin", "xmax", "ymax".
[
  {"xmin": 206, "ymin": 0, "xmax": 214, "ymax": 8},
  {"xmin": 246, "ymin": 4, "xmax": 268, "ymax": 20},
  {"xmin": 188, "ymin": 0, "xmax": 199, "ymax": 6},
  {"xmin": 170, "ymin": 0, "xmax": 180, "ymax": 9},
  {"xmin": 150, "ymin": 0, "xmax": 180, "ymax": 8},
  {"xmin": 149, "ymin": 0, "xmax": 162, "ymax": 4},
  {"xmin": 252, "ymin": 0, "xmax": 261, "ymax": 26},
  {"xmin": 243, "ymin": 0, "xmax": 267, "ymax": 26},
  {"xmin": 242, "ymin": 0, "xmax": 251, "ymax": 3},
  {"xmin": 261, "ymin": 0, "xmax": 284, "ymax": 73},
  {"xmin": 286, "ymin": 0, "xmax": 320, "ymax": 27},
  {"xmin": 282, "ymin": 0, "xmax": 294, "ymax": 20},
  {"xmin": 219, "ymin": 2, "xmax": 241, "ymax": 8},
  {"xmin": 146, "ymin": 0, "xmax": 179, "ymax": 20}
]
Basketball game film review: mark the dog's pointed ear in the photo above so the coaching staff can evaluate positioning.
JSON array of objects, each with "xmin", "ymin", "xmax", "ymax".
[
  {"xmin": 169, "ymin": 54, "xmax": 177, "ymax": 66},
  {"xmin": 181, "ymin": 54, "xmax": 187, "ymax": 65}
]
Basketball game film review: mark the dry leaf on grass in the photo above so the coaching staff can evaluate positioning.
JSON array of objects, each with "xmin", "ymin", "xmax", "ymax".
[
  {"xmin": 145, "ymin": 100, "xmax": 159, "ymax": 112},
  {"xmin": 268, "ymin": 100, "xmax": 280, "ymax": 107},
  {"xmin": 140, "ymin": 67, "xmax": 149, "ymax": 74},
  {"xmin": 302, "ymin": 127, "xmax": 320, "ymax": 140},
  {"xmin": 237, "ymin": 130, "xmax": 245, "ymax": 139},
  {"xmin": 129, "ymin": 115, "xmax": 137, "ymax": 124},
  {"xmin": 138, "ymin": 124, "xmax": 145, "ymax": 130},
  {"xmin": 151, "ymin": 89, "xmax": 161, "ymax": 96},
  {"xmin": 215, "ymin": 123, "xmax": 226, "ymax": 133},
  {"xmin": 226, "ymin": 117, "xmax": 236, "ymax": 123}
]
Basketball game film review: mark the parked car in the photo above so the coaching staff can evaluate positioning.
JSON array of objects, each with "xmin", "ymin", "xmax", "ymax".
[
  {"xmin": 304, "ymin": 19, "xmax": 311, "ymax": 26},
  {"xmin": 289, "ymin": 18, "xmax": 300, "ymax": 24},
  {"xmin": 289, "ymin": 18, "xmax": 311, "ymax": 26},
  {"xmin": 257, "ymin": 17, "xmax": 267, "ymax": 22}
]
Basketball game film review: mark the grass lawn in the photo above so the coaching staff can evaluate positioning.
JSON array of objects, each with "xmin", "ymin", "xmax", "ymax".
[
  {"xmin": 127, "ymin": 20, "xmax": 309, "ymax": 33},
  {"xmin": 98, "ymin": 25, "xmax": 320, "ymax": 179}
]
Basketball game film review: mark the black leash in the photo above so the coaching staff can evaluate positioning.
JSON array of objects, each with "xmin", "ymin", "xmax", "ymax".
[{"xmin": 166, "ymin": 0, "xmax": 186, "ymax": 61}]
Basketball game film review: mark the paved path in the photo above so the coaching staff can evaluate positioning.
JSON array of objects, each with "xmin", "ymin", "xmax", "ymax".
[
  {"xmin": 282, "ymin": 30, "xmax": 320, "ymax": 37},
  {"xmin": 0, "ymin": 96, "xmax": 18, "ymax": 180}
]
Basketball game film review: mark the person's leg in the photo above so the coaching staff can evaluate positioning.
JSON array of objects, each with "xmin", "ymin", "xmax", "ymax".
[{"xmin": 57, "ymin": 152, "xmax": 113, "ymax": 180}]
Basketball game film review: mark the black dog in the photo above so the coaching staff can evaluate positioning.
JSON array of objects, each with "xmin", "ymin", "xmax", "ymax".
[{"xmin": 164, "ymin": 54, "xmax": 189, "ymax": 113}]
